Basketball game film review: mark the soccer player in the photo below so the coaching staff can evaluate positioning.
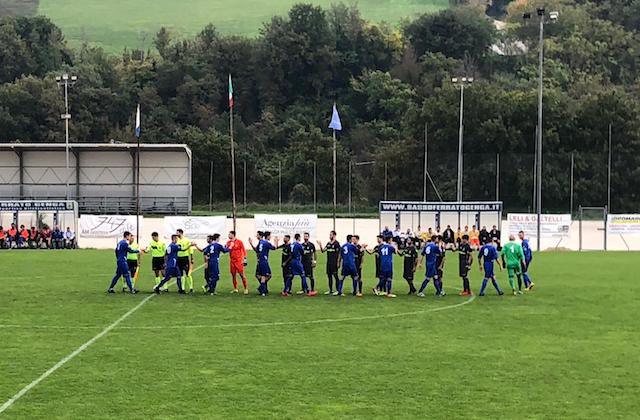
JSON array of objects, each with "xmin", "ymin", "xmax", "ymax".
[
  {"xmin": 143, "ymin": 232, "xmax": 167, "ymax": 291},
  {"xmin": 399, "ymin": 237, "xmax": 418, "ymax": 295},
  {"xmin": 286, "ymin": 234, "xmax": 317, "ymax": 296},
  {"xmin": 123, "ymin": 235, "xmax": 140, "ymax": 292},
  {"xmin": 336, "ymin": 235, "xmax": 360, "ymax": 296},
  {"xmin": 301, "ymin": 232, "xmax": 317, "ymax": 294},
  {"xmin": 279, "ymin": 235, "xmax": 293, "ymax": 295},
  {"xmin": 227, "ymin": 230, "xmax": 248, "ymax": 294},
  {"xmin": 317, "ymin": 231, "xmax": 340, "ymax": 294},
  {"xmin": 500, "ymin": 234, "xmax": 526, "ymax": 295},
  {"xmin": 366, "ymin": 236, "xmax": 385, "ymax": 295},
  {"xmin": 248, "ymin": 231, "xmax": 278, "ymax": 296},
  {"xmin": 478, "ymin": 239, "xmax": 504, "ymax": 296},
  {"xmin": 107, "ymin": 231, "xmax": 139, "ymax": 294},
  {"xmin": 197, "ymin": 234, "xmax": 230, "ymax": 295},
  {"xmin": 154, "ymin": 235, "xmax": 195, "ymax": 294},
  {"xmin": 176, "ymin": 229, "xmax": 195, "ymax": 293},
  {"xmin": 456, "ymin": 234, "xmax": 473, "ymax": 296},
  {"xmin": 353, "ymin": 235, "xmax": 365, "ymax": 296},
  {"xmin": 417, "ymin": 235, "xmax": 443, "ymax": 297},
  {"xmin": 375, "ymin": 236, "xmax": 398, "ymax": 298},
  {"xmin": 519, "ymin": 231, "xmax": 535, "ymax": 291},
  {"xmin": 435, "ymin": 236, "xmax": 446, "ymax": 296}
]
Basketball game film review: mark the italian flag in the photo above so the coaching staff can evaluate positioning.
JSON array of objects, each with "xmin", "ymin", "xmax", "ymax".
[{"xmin": 228, "ymin": 74, "xmax": 233, "ymax": 108}]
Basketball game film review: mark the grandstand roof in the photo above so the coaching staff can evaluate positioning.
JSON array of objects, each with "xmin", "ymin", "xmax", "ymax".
[{"xmin": 0, "ymin": 143, "xmax": 191, "ymax": 156}]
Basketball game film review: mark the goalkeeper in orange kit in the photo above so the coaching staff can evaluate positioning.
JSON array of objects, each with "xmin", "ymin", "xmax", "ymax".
[{"xmin": 226, "ymin": 230, "xmax": 248, "ymax": 294}]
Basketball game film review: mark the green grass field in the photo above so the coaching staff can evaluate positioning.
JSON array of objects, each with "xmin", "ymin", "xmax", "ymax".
[
  {"xmin": 37, "ymin": 0, "xmax": 448, "ymax": 52},
  {"xmin": 1, "ymin": 250, "xmax": 639, "ymax": 418}
]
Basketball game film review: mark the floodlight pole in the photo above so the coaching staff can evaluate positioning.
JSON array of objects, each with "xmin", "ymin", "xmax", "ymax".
[
  {"xmin": 607, "ymin": 123, "xmax": 612, "ymax": 212},
  {"xmin": 536, "ymin": 13, "xmax": 544, "ymax": 251},
  {"xmin": 452, "ymin": 77, "xmax": 472, "ymax": 202},
  {"xmin": 332, "ymin": 129, "xmax": 337, "ymax": 230},
  {"xmin": 57, "ymin": 73, "xmax": 77, "ymax": 201},
  {"xmin": 424, "ymin": 122, "xmax": 428, "ymax": 202}
]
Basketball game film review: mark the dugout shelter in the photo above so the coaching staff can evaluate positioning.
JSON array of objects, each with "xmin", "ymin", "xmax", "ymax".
[
  {"xmin": 379, "ymin": 201, "xmax": 503, "ymax": 233},
  {"xmin": 0, "ymin": 143, "xmax": 191, "ymax": 214}
]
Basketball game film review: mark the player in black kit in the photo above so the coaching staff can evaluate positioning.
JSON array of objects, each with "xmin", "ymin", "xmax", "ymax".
[
  {"xmin": 456, "ymin": 234, "xmax": 474, "ymax": 295},
  {"xmin": 279, "ymin": 235, "xmax": 293, "ymax": 294},
  {"xmin": 301, "ymin": 232, "xmax": 317, "ymax": 294},
  {"xmin": 399, "ymin": 237, "xmax": 418, "ymax": 294},
  {"xmin": 317, "ymin": 230, "xmax": 340, "ymax": 294}
]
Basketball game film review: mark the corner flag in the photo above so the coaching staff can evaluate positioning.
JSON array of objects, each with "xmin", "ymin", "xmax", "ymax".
[
  {"xmin": 329, "ymin": 103, "xmax": 342, "ymax": 131},
  {"xmin": 229, "ymin": 74, "xmax": 233, "ymax": 108},
  {"xmin": 135, "ymin": 104, "xmax": 141, "ymax": 138}
]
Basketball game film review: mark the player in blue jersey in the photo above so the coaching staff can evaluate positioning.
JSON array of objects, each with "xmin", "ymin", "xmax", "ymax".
[
  {"xmin": 368, "ymin": 235, "xmax": 385, "ymax": 295},
  {"xmin": 196, "ymin": 234, "xmax": 231, "ymax": 295},
  {"xmin": 284, "ymin": 233, "xmax": 318, "ymax": 296},
  {"xmin": 373, "ymin": 236, "xmax": 398, "ymax": 298},
  {"xmin": 249, "ymin": 231, "xmax": 279, "ymax": 296},
  {"xmin": 417, "ymin": 235, "xmax": 444, "ymax": 297},
  {"xmin": 107, "ymin": 231, "xmax": 139, "ymax": 294},
  {"xmin": 153, "ymin": 234, "xmax": 195, "ymax": 294},
  {"xmin": 518, "ymin": 231, "xmax": 535, "ymax": 291},
  {"xmin": 478, "ymin": 239, "xmax": 504, "ymax": 296},
  {"xmin": 336, "ymin": 235, "xmax": 361, "ymax": 296}
]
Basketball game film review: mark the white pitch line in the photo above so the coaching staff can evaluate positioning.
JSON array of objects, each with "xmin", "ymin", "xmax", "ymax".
[
  {"xmin": 0, "ymin": 293, "xmax": 476, "ymax": 331},
  {"xmin": 0, "ymin": 264, "xmax": 204, "ymax": 415}
]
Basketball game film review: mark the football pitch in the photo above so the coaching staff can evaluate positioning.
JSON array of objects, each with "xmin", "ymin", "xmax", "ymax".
[
  {"xmin": 38, "ymin": 0, "xmax": 448, "ymax": 52},
  {"xmin": 1, "ymin": 250, "xmax": 638, "ymax": 418}
]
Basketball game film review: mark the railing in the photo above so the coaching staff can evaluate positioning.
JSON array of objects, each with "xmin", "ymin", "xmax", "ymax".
[{"xmin": 13, "ymin": 196, "xmax": 190, "ymax": 215}]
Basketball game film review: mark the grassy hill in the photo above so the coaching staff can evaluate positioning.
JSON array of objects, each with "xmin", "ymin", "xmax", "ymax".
[{"xmin": 32, "ymin": 0, "xmax": 448, "ymax": 52}]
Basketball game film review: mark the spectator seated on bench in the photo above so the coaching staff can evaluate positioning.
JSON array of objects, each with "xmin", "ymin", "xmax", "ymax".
[{"xmin": 64, "ymin": 227, "xmax": 76, "ymax": 249}]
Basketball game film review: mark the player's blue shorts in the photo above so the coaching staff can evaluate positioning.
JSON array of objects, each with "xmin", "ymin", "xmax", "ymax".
[
  {"xmin": 342, "ymin": 264, "xmax": 358, "ymax": 277},
  {"xmin": 257, "ymin": 260, "xmax": 271, "ymax": 276},
  {"xmin": 483, "ymin": 263, "xmax": 495, "ymax": 278},
  {"xmin": 208, "ymin": 263, "xmax": 220, "ymax": 281},
  {"xmin": 380, "ymin": 268, "xmax": 393, "ymax": 280},
  {"xmin": 116, "ymin": 262, "xmax": 130, "ymax": 276},
  {"xmin": 290, "ymin": 260, "xmax": 304, "ymax": 276},
  {"xmin": 425, "ymin": 263, "xmax": 437, "ymax": 278},
  {"xmin": 166, "ymin": 266, "xmax": 182, "ymax": 278}
]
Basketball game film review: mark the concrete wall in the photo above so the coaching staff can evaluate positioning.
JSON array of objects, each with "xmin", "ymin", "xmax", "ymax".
[{"xmin": 76, "ymin": 218, "xmax": 640, "ymax": 251}]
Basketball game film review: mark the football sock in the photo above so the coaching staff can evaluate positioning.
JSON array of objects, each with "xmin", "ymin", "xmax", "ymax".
[
  {"xmin": 358, "ymin": 280, "xmax": 363, "ymax": 293},
  {"xmin": 463, "ymin": 277, "xmax": 470, "ymax": 291},
  {"xmin": 285, "ymin": 278, "xmax": 292, "ymax": 293},
  {"xmin": 310, "ymin": 276, "xmax": 315, "ymax": 291},
  {"xmin": 377, "ymin": 278, "xmax": 385, "ymax": 290},
  {"xmin": 186, "ymin": 274, "xmax": 193, "ymax": 290},
  {"xmin": 352, "ymin": 279, "xmax": 358, "ymax": 295},
  {"xmin": 301, "ymin": 275, "xmax": 309, "ymax": 292},
  {"xmin": 337, "ymin": 279, "xmax": 344, "ymax": 294},
  {"xmin": 176, "ymin": 278, "xmax": 183, "ymax": 291},
  {"xmin": 155, "ymin": 276, "xmax": 161, "ymax": 286},
  {"xmin": 492, "ymin": 279, "xmax": 502, "ymax": 294},
  {"xmin": 480, "ymin": 279, "xmax": 488, "ymax": 295},
  {"xmin": 232, "ymin": 277, "xmax": 238, "ymax": 289},
  {"xmin": 508, "ymin": 277, "xmax": 515, "ymax": 290},
  {"xmin": 386, "ymin": 280, "xmax": 392, "ymax": 294},
  {"xmin": 419, "ymin": 279, "xmax": 430, "ymax": 293},
  {"xmin": 109, "ymin": 274, "xmax": 120, "ymax": 290},
  {"xmin": 517, "ymin": 275, "xmax": 523, "ymax": 290},
  {"xmin": 328, "ymin": 275, "xmax": 334, "ymax": 292},
  {"xmin": 434, "ymin": 279, "xmax": 442, "ymax": 295},
  {"xmin": 125, "ymin": 275, "xmax": 134, "ymax": 292},
  {"xmin": 523, "ymin": 273, "xmax": 531, "ymax": 286},
  {"xmin": 241, "ymin": 277, "xmax": 247, "ymax": 289}
]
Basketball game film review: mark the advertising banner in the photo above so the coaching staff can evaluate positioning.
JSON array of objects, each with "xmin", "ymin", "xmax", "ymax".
[
  {"xmin": 79, "ymin": 215, "xmax": 142, "ymax": 238},
  {"xmin": 607, "ymin": 214, "xmax": 640, "ymax": 235},
  {"xmin": 254, "ymin": 214, "xmax": 318, "ymax": 238},
  {"xmin": 507, "ymin": 213, "xmax": 571, "ymax": 237},
  {"xmin": 163, "ymin": 216, "xmax": 227, "ymax": 239}
]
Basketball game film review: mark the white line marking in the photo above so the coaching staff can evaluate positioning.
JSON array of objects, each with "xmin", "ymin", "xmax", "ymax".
[
  {"xmin": 0, "ymin": 264, "xmax": 204, "ymax": 415},
  {"xmin": 0, "ymin": 293, "xmax": 476, "ymax": 331}
]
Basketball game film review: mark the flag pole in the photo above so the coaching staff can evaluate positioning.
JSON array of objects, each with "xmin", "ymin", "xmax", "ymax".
[
  {"xmin": 332, "ymin": 128, "xmax": 336, "ymax": 231},
  {"xmin": 135, "ymin": 104, "xmax": 141, "ymax": 242},
  {"xmin": 229, "ymin": 74, "xmax": 237, "ymax": 232}
]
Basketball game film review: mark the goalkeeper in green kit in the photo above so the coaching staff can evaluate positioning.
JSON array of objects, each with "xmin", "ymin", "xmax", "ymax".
[{"xmin": 500, "ymin": 234, "xmax": 526, "ymax": 295}]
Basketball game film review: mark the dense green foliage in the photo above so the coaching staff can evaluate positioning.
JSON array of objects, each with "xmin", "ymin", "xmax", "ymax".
[
  {"xmin": 0, "ymin": 1, "xmax": 639, "ymax": 212},
  {"xmin": 1, "ymin": 249, "xmax": 639, "ymax": 417}
]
